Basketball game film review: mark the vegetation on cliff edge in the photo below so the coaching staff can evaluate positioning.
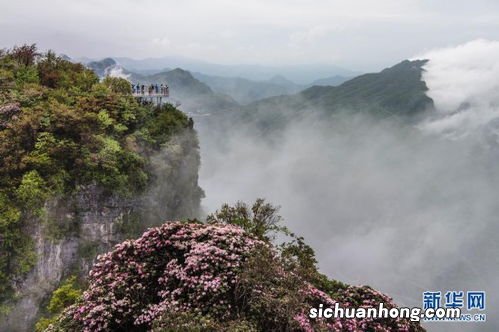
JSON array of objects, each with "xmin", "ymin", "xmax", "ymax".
[{"xmin": 0, "ymin": 44, "xmax": 191, "ymax": 307}]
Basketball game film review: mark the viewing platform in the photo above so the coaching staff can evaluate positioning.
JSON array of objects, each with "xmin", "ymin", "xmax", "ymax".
[{"xmin": 132, "ymin": 84, "xmax": 180, "ymax": 107}]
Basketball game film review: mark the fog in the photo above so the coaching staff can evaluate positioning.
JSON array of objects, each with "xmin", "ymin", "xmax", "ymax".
[
  {"xmin": 418, "ymin": 39, "xmax": 499, "ymax": 141},
  {"xmin": 195, "ymin": 41, "xmax": 499, "ymax": 331}
]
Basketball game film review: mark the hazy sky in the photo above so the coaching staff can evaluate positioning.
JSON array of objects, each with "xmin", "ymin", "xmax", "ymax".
[{"xmin": 2, "ymin": 0, "xmax": 499, "ymax": 71}]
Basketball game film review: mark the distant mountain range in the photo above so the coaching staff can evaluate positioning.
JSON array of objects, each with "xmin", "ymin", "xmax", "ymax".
[
  {"xmin": 111, "ymin": 56, "xmax": 358, "ymax": 85},
  {"xmin": 192, "ymin": 73, "xmax": 352, "ymax": 105},
  {"xmin": 246, "ymin": 59, "xmax": 431, "ymax": 115},
  {"xmin": 205, "ymin": 59, "xmax": 433, "ymax": 134},
  {"xmin": 191, "ymin": 73, "xmax": 303, "ymax": 105},
  {"xmin": 84, "ymin": 56, "xmax": 354, "ymax": 105}
]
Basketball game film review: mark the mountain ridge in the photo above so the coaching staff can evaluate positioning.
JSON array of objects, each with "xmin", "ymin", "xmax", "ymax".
[{"xmin": 243, "ymin": 59, "xmax": 432, "ymax": 118}]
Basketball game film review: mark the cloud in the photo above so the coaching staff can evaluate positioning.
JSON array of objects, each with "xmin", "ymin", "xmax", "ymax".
[
  {"xmin": 106, "ymin": 65, "xmax": 130, "ymax": 80},
  {"xmin": 196, "ymin": 111, "xmax": 499, "ymax": 332},
  {"xmin": 289, "ymin": 25, "xmax": 344, "ymax": 45},
  {"xmin": 417, "ymin": 39, "xmax": 499, "ymax": 139},
  {"xmin": 152, "ymin": 37, "xmax": 172, "ymax": 48},
  {"xmin": 3, "ymin": 1, "xmax": 499, "ymax": 69}
]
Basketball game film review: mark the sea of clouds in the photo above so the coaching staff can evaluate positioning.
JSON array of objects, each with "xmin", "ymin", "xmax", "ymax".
[{"xmin": 196, "ymin": 40, "xmax": 499, "ymax": 332}]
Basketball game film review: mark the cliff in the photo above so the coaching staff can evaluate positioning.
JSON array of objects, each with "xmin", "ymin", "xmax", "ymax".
[
  {"xmin": 1, "ymin": 128, "xmax": 203, "ymax": 332},
  {"xmin": 0, "ymin": 45, "xmax": 203, "ymax": 331}
]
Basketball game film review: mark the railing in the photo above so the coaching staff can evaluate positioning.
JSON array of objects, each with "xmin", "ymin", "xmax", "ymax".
[{"xmin": 132, "ymin": 92, "xmax": 169, "ymax": 97}]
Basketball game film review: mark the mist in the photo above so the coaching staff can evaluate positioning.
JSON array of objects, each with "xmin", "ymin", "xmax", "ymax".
[
  {"xmin": 106, "ymin": 64, "xmax": 130, "ymax": 80},
  {"xmin": 418, "ymin": 39, "xmax": 499, "ymax": 141},
  {"xmin": 194, "ymin": 41, "xmax": 499, "ymax": 331}
]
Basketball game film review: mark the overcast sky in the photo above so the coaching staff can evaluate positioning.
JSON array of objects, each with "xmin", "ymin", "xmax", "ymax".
[{"xmin": 2, "ymin": 0, "xmax": 499, "ymax": 71}]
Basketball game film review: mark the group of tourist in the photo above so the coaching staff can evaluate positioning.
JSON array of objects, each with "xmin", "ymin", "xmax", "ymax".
[{"xmin": 132, "ymin": 83, "xmax": 169, "ymax": 96}]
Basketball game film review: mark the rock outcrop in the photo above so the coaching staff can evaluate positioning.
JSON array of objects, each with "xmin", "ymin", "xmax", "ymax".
[{"xmin": 0, "ymin": 129, "xmax": 203, "ymax": 332}]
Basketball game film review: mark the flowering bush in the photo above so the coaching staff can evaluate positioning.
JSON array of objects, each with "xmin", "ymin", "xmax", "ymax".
[
  {"xmin": 46, "ymin": 221, "xmax": 424, "ymax": 331},
  {"xmin": 47, "ymin": 222, "xmax": 260, "ymax": 331}
]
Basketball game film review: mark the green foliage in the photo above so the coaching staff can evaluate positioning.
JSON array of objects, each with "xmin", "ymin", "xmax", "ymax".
[
  {"xmin": 102, "ymin": 76, "xmax": 131, "ymax": 94},
  {"xmin": 207, "ymin": 199, "xmax": 346, "ymax": 298},
  {"xmin": 35, "ymin": 317, "xmax": 54, "ymax": 332},
  {"xmin": 16, "ymin": 170, "xmax": 50, "ymax": 211},
  {"xmin": 0, "ymin": 192, "xmax": 26, "ymax": 302},
  {"xmin": 47, "ymin": 276, "xmax": 82, "ymax": 313},
  {"xmin": 37, "ymin": 50, "xmax": 98, "ymax": 90},
  {"xmin": 140, "ymin": 103, "xmax": 190, "ymax": 147},
  {"xmin": 15, "ymin": 66, "xmax": 39, "ymax": 86},
  {"xmin": 298, "ymin": 60, "xmax": 432, "ymax": 116},
  {"xmin": 206, "ymin": 198, "xmax": 288, "ymax": 241},
  {"xmin": 0, "ymin": 44, "xmax": 193, "ymax": 306},
  {"xmin": 35, "ymin": 276, "xmax": 82, "ymax": 332}
]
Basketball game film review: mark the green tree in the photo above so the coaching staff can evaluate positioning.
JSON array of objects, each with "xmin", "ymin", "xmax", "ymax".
[
  {"xmin": 10, "ymin": 44, "xmax": 40, "ymax": 67},
  {"xmin": 207, "ymin": 198, "xmax": 287, "ymax": 241},
  {"xmin": 102, "ymin": 76, "xmax": 132, "ymax": 94},
  {"xmin": 35, "ymin": 276, "xmax": 82, "ymax": 332}
]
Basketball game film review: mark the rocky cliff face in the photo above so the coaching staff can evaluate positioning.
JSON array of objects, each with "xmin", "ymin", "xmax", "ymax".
[{"xmin": 0, "ymin": 128, "xmax": 203, "ymax": 332}]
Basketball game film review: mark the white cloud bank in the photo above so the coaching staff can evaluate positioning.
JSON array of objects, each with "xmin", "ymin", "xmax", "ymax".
[{"xmin": 418, "ymin": 39, "xmax": 499, "ymax": 140}]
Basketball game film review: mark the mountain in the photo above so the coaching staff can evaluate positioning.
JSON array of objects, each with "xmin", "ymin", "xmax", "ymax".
[
  {"xmin": 300, "ymin": 60, "xmax": 432, "ymax": 115},
  {"xmin": 192, "ymin": 72, "xmax": 304, "ymax": 104},
  {"xmin": 115, "ymin": 56, "xmax": 358, "ymax": 84},
  {"xmin": 310, "ymin": 75, "xmax": 351, "ymax": 86},
  {"xmin": 86, "ymin": 57, "xmax": 119, "ymax": 77},
  {"xmin": 193, "ymin": 73, "xmax": 357, "ymax": 104},
  {"xmin": 245, "ymin": 60, "xmax": 432, "ymax": 119},
  {"xmin": 201, "ymin": 60, "xmax": 433, "ymax": 136}
]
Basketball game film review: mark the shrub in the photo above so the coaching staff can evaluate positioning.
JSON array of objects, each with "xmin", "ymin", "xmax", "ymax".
[
  {"xmin": 35, "ymin": 276, "xmax": 82, "ymax": 332},
  {"xmin": 45, "ymin": 221, "xmax": 425, "ymax": 332},
  {"xmin": 102, "ymin": 76, "xmax": 131, "ymax": 95},
  {"xmin": 206, "ymin": 198, "xmax": 288, "ymax": 241},
  {"xmin": 15, "ymin": 170, "xmax": 50, "ymax": 211}
]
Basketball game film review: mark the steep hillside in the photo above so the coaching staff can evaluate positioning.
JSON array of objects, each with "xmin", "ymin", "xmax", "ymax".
[
  {"xmin": 0, "ymin": 45, "xmax": 203, "ymax": 331},
  {"xmin": 223, "ymin": 60, "xmax": 433, "ymax": 134},
  {"xmin": 310, "ymin": 75, "xmax": 351, "ymax": 86},
  {"xmin": 301, "ymin": 60, "xmax": 432, "ymax": 115}
]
